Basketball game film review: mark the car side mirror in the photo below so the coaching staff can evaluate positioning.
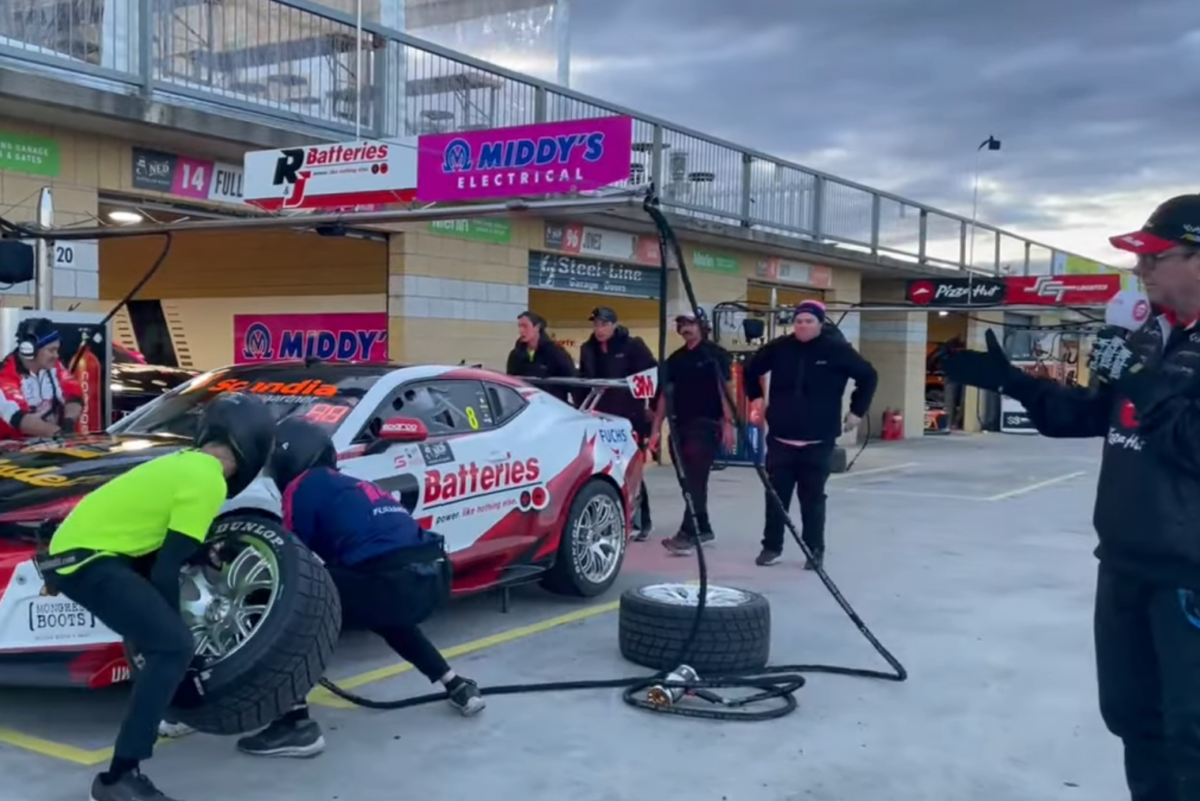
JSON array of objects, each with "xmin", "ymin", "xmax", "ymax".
[{"xmin": 364, "ymin": 416, "xmax": 428, "ymax": 455}]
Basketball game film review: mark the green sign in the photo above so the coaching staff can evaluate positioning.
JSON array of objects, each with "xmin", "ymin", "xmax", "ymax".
[
  {"xmin": 428, "ymin": 218, "xmax": 513, "ymax": 244},
  {"xmin": 0, "ymin": 131, "xmax": 60, "ymax": 177},
  {"xmin": 693, "ymin": 249, "xmax": 739, "ymax": 274}
]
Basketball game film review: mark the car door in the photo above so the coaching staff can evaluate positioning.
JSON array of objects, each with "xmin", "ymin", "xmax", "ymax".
[{"xmin": 339, "ymin": 377, "xmax": 535, "ymax": 560}]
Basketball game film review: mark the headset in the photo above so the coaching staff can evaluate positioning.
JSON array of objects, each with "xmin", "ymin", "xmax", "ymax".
[{"xmin": 15, "ymin": 317, "xmax": 59, "ymax": 359}]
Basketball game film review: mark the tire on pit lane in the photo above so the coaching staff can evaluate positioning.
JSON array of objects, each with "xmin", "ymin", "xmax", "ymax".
[
  {"xmin": 618, "ymin": 583, "xmax": 771, "ymax": 674},
  {"xmin": 126, "ymin": 513, "xmax": 341, "ymax": 736}
]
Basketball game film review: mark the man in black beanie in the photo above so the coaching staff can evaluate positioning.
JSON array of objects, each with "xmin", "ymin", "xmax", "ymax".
[{"xmin": 744, "ymin": 300, "xmax": 878, "ymax": 569}]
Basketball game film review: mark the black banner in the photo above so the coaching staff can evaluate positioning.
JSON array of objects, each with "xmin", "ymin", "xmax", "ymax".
[
  {"xmin": 528, "ymin": 250, "xmax": 661, "ymax": 300},
  {"xmin": 131, "ymin": 148, "xmax": 177, "ymax": 192},
  {"xmin": 906, "ymin": 277, "xmax": 1006, "ymax": 307}
]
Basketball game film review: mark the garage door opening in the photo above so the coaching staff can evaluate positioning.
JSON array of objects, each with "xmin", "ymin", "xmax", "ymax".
[{"xmin": 97, "ymin": 199, "xmax": 389, "ymax": 371}]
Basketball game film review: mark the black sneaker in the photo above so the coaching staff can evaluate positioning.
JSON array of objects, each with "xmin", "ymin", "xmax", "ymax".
[
  {"xmin": 804, "ymin": 550, "xmax": 825, "ymax": 571},
  {"xmin": 447, "ymin": 678, "xmax": 486, "ymax": 716},
  {"xmin": 630, "ymin": 524, "xmax": 652, "ymax": 542},
  {"xmin": 755, "ymin": 549, "xmax": 782, "ymax": 567},
  {"xmin": 236, "ymin": 717, "xmax": 325, "ymax": 758},
  {"xmin": 697, "ymin": 531, "xmax": 716, "ymax": 546},
  {"xmin": 661, "ymin": 533, "xmax": 695, "ymax": 556},
  {"xmin": 90, "ymin": 770, "xmax": 178, "ymax": 801}
]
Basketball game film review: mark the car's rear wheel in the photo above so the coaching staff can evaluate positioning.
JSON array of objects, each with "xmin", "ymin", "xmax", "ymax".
[
  {"xmin": 540, "ymin": 479, "xmax": 627, "ymax": 597},
  {"xmin": 127, "ymin": 513, "xmax": 341, "ymax": 736}
]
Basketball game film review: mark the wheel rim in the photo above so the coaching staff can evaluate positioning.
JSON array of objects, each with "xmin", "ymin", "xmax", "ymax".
[
  {"xmin": 571, "ymin": 493, "xmax": 625, "ymax": 585},
  {"xmin": 639, "ymin": 583, "xmax": 750, "ymax": 607},
  {"xmin": 179, "ymin": 536, "xmax": 280, "ymax": 665}
]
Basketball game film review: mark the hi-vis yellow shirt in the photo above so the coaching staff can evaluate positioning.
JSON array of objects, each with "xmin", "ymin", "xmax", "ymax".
[{"xmin": 49, "ymin": 450, "xmax": 227, "ymax": 575}]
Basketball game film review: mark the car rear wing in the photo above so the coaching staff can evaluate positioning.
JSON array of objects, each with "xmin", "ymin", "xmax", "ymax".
[{"xmin": 522, "ymin": 367, "xmax": 659, "ymax": 413}]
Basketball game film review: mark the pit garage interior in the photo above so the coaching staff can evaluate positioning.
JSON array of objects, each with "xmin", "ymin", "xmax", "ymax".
[
  {"xmin": 0, "ymin": 432, "xmax": 1123, "ymax": 801},
  {"xmin": 94, "ymin": 198, "xmax": 389, "ymax": 371}
]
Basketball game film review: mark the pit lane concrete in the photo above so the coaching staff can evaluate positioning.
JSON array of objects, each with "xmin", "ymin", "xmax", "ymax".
[{"xmin": 0, "ymin": 434, "xmax": 1126, "ymax": 801}]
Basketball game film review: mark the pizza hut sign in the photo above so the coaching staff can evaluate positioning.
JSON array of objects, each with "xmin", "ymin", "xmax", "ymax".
[{"xmin": 906, "ymin": 278, "xmax": 1006, "ymax": 307}]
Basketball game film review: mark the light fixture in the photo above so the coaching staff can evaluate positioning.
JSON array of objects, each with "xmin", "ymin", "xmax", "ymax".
[
  {"xmin": 107, "ymin": 210, "xmax": 143, "ymax": 224},
  {"xmin": 938, "ymin": 311, "xmax": 949, "ymax": 316}
]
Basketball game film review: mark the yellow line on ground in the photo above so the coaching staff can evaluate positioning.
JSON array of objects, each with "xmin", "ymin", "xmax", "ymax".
[
  {"xmin": 307, "ymin": 600, "xmax": 621, "ymax": 707},
  {"xmin": 0, "ymin": 725, "xmax": 113, "ymax": 766},
  {"xmin": 829, "ymin": 462, "xmax": 919, "ymax": 481},
  {"xmin": 985, "ymin": 471, "xmax": 1087, "ymax": 501}
]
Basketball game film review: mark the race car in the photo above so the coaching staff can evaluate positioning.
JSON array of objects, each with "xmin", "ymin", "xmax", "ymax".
[{"xmin": 0, "ymin": 360, "xmax": 649, "ymax": 689}]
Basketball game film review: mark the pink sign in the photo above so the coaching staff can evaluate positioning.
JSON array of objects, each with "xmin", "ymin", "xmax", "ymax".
[
  {"xmin": 234, "ymin": 313, "xmax": 389, "ymax": 364},
  {"xmin": 171, "ymin": 156, "xmax": 215, "ymax": 199},
  {"xmin": 416, "ymin": 116, "xmax": 634, "ymax": 203}
]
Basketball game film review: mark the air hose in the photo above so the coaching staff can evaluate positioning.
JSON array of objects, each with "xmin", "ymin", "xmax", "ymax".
[{"xmin": 317, "ymin": 193, "xmax": 907, "ymax": 720}]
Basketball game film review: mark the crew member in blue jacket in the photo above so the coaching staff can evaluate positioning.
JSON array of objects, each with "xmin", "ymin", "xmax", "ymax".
[{"xmin": 235, "ymin": 416, "xmax": 486, "ymax": 758}]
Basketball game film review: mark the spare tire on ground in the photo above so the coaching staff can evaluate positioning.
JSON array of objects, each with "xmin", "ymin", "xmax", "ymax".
[
  {"xmin": 618, "ymin": 583, "xmax": 771, "ymax": 675},
  {"xmin": 127, "ymin": 513, "xmax": 341, "ymax": 736}
]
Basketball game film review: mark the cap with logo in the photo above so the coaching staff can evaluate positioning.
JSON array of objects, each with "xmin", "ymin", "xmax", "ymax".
[
  {"xmin": 589, "ymin": 306, "xmax": 618, "ymax": 323},
  {"xmin": 1110, "ymin": 194, "xmax": 1200, "ymax": 255}
]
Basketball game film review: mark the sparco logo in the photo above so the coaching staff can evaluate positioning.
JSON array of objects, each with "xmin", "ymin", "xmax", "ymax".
[{"xmin": 908, "ymin": 280, "xmax": 1002, "ymax": 305}]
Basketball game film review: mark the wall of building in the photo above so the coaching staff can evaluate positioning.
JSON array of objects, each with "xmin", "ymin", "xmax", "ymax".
[{"xmin": 858, "ymin": 279, "xmax": 927, "ymax": 439}]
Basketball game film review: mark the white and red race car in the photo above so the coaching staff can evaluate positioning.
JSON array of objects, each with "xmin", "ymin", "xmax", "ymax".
[{"xmin": 0, "ymin": 360, "xmax": 653, "ymax": 689}]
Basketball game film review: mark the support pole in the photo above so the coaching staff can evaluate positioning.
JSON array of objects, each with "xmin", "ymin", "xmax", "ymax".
[{"xmin": 34, "ymin": 187, "xmax": 54, "ymax": 310}]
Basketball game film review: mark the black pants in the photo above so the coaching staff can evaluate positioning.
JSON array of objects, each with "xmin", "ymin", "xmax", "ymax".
[
  {"xmin": 1095, "ymin": 565, "xmax": 1200, "ymax": 801},
  {"xmin": 53, "ymin": 557, "xmax": 194, "ymax": 763},
  {"xmin": 633, "ymin": 418, "xmax": 653, "ymax": 530},
  {"xmin": 327, "ymin": 551, "xmax": 450, "ymax": 683},
  {"xmin": 760, "ymin": 440, "xmax": 834, "ymax": 554},
  {"xmin": 667, "ymin": 418, "xmax": 721, "ymax": 537}
]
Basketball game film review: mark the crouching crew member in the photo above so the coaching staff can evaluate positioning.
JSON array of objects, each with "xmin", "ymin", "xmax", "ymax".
[
  {"xmin": 579, "ymin": 306, "xmax": 659, "ymax": 539},
  {"xmin": 650, "ymin": 310, "xmax": 735, "ymax": 555},
  {"xmin": 745, "ymin": 301, "xmax": 877, "ymax": 570},
  {"xmin": 506, "ymin": 310, "xmax": 579, "ymax": 405},
  {"xmin": 39, "ymin": 392, "xmax": 275, "ymax": 801},
  {"xmin": 235, "ymin": 417, "xmax": 485, "ymax": 759}
]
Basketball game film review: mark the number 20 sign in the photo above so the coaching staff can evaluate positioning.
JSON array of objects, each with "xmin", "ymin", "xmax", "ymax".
[{"xmin": 626, "ymin": 367, "xmax": 658, "ymax": 400}]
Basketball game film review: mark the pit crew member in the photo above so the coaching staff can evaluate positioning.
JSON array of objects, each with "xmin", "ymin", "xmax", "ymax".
[
  {"xmin": 37, "ymin": 392, "xmax": 275, "ymax": 801},
  {"xmin": 649, "ymin": 311, "xmax": 735, "ymax": 555},
  {"xmin": 745, "ymin": 301, "xmax": 878, "ymax": 570},
  {"xmin": 944, "ymin": 194, "xmax": 1200, "ymax": 801},
  {"xmin": 0, "ymin": 316, "xmax": 83, "ymax": 438},
  {"xmin": 234, "ymin": 417, "xmax": 486, "ymax": 759},
  {"xmin": 506, "ymin": 310, "xmax": 578, "ymax": 405}
]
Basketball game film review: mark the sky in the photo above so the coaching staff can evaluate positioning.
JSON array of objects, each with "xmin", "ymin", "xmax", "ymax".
[{"xmin": 511, "ymin": 0, "xmax": 1200, "ymax": 267}]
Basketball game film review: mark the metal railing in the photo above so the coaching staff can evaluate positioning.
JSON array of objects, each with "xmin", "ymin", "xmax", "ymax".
[{"xmin": 0, "ymin": 0, "xmax": 1110, "ymax": 276}]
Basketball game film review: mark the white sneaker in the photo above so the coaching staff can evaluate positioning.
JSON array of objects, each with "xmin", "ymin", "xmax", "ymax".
[{"xmin": 158, "ymin": 720, "xmax": 196, "ymax": 738}]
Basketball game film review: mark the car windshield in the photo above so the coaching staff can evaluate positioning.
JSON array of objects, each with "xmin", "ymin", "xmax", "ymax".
[{"xmin": 110, "ymin": 365, "xmax": 384, "ymax": 438}]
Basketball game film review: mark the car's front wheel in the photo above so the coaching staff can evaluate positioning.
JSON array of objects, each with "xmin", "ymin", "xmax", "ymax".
[
  {"xmin": 540, "ymin": 479, "xmax": 627, "ymax": 597},
  {"xmin": 127, "ymin": 513, "xmax": 342, "ymax": 736}
]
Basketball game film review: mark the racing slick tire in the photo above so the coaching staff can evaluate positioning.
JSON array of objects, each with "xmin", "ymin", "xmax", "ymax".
[
  {"xmin": 127, "ymin": 513, "xmax": 342, "ymax": 736},
  {"xmin": 540, "ymin": 479, "xmax": 628, "ymax": 598},
  {"xmin": 618, "ymin": 583, "xmax": 771, "ymax": 674}
]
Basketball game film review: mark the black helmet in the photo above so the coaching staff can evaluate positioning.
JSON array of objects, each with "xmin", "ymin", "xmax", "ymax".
[
  {"xmin": 196, "ymin": 392, "xmax": 276, "ymax": 499},
  {"xmin": 268, "ymin": 416, "xmax": 337, "ymax": 494}
]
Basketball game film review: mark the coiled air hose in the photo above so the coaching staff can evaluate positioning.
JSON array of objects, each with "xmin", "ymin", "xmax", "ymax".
[{"xmin": 317, "ymin": 193, "xmax": 908, "ymax": 720}]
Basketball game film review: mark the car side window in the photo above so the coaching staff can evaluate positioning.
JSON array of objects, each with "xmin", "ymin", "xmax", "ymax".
[
  {"xmin": 360, "ymin": 379, "xmax": 496, "ymax": 441},
  {"xmin": 484, "ymin": 382, "xmax": 528, "ymax": 425}
]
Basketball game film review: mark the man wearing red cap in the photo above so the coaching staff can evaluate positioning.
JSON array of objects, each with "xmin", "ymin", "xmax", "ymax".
[{"xmin": 943, "ymin": 194, "xmax": 1200, "ymax": 801}]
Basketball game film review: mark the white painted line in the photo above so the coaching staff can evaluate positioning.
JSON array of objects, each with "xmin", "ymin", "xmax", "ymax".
[
  {"xmin": 985, "ymin": 471, "xmax": 1088, "ymax": 501},
  {"xmin": 829, "ymin": 462, "xmax": 920, "ymax": 481},
  {"xmin": 836, "ymin": 488, "xmax": 990, "ymax": 502}
]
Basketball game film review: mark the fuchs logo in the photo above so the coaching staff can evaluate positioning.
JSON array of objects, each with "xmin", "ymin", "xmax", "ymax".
[
  {"xmin": 242, "ymin": 323, "xmax": 274, "ymax": 360},
  {"xmin": 424, "ymin": 455, "xmax": 541, "ymax": 504}
]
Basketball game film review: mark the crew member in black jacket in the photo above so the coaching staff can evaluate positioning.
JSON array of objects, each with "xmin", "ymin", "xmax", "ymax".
[
  {"xmin": 745, "ymin": 301, "xmax": 878, "ymax": 569},
  {"xmin": 579, "ymin": 306, "xmax": 658, "ymax": 538},
  {"xmin": 944, "ymin": 194, "xmax": 1200, "ymax": 801},
  {"xmin": 506, "ymin": 311, "xmax": 577, "ymax": 405}
]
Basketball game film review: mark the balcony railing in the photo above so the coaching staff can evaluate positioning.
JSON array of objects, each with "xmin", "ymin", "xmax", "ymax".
[{"xmin": 0, "ymin": 0, "xmax": 1112, "ymax": 276}]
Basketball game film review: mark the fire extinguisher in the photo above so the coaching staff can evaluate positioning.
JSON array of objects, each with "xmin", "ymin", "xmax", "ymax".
[{"xmin": 881, "ymin": 409, "xmax": 904, "ymax": 441}]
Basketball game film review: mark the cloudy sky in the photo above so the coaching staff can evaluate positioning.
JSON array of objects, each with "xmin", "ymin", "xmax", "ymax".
[{"xmin": 462, "ymin": 0, "xmax": 1200, "ymax": 267}]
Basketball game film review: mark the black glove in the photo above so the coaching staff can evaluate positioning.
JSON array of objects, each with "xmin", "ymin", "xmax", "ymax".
[
  {"xmin": 941, "ymin": 329, "xmax": 1024, "ymax": 394},
  {"xmin": 1088, "ymin": 327, "xmax": 1147, "ymax": 387},
  {"xmin": 171, "ymin": 656, "xmax": 212, "ymax": 709}
]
